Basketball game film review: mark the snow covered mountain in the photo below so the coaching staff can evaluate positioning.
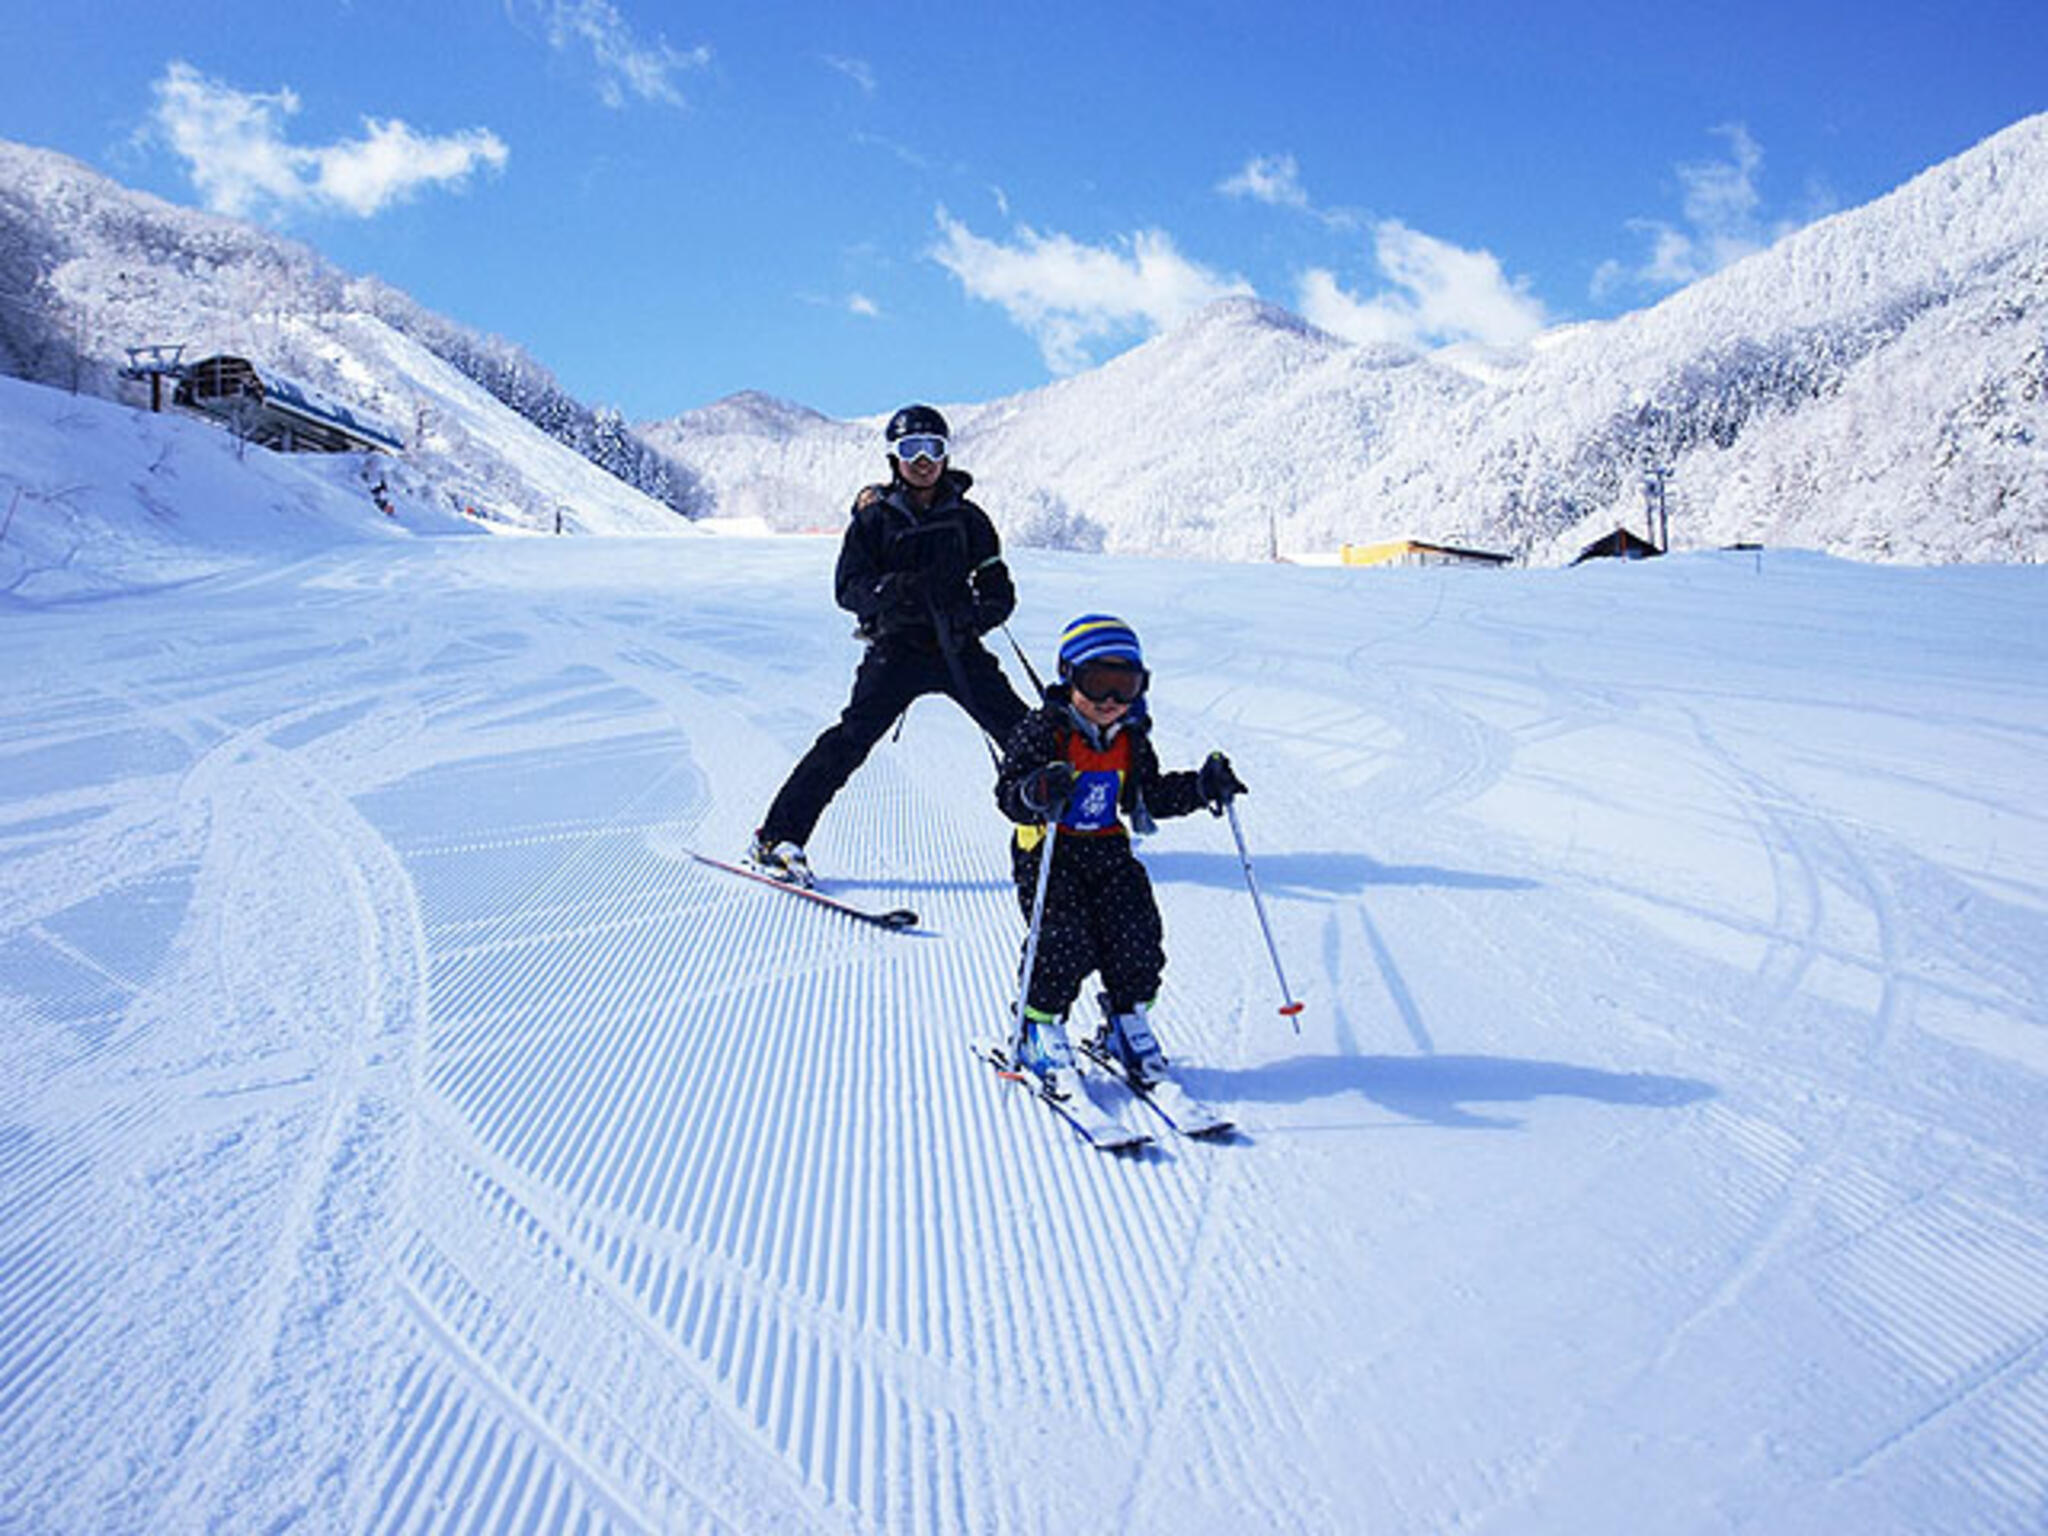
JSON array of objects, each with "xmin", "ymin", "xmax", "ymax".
[
  {"xmin": 649, "ymin": 114, "xmax": 2048, "ymax": 565},
  {"xmin": 1361, "ymin": 110, "xmax": 2048, "ymax": 565},
  {"xmin": 646, "ymin": 390, "xmax": 877, "ymax": 533},
  {"xmin": 644, "ymin": 299, "xmax": 1470, "ymax": 559},
  {"xmin": 0, "ymin": 139, "xmax": 703, "ymax": 537},
  {"xmin": 6, "ymin": 114, "xmax": 2045, "ymax": 563}
]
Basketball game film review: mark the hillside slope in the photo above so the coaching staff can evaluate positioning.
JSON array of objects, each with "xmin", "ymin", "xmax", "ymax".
[
  {"xmin": 0, "ymin": 139, "xmax": 701, "ymax": 534},
  {"xmin": 1360, "ymin": 110, "xmax": 2048, "ymax": 563}
]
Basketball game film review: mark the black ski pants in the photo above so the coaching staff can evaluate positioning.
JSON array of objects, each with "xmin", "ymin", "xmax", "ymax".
[
  {"xmin": 1012, "ymin": 835, "xmax": 1166, "ymax": 1019},
  {"xmin": 760, "ymin": 638, "xmax": 1028, "ymax": 847}
]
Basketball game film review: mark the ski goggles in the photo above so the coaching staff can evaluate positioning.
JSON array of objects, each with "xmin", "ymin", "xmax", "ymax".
[
  {"xmin": 1071, "ymin": 661, "xmax": 1148, "ymax": 704},
  {"xmin": 893, "ymin": 434, "xmax": 948, "ymax": 464}
]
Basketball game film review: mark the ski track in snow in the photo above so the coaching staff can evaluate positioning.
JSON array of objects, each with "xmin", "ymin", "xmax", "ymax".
[{"xmin": 2, "ymin": 541, "xmax": 2046, "ymax": 1533}]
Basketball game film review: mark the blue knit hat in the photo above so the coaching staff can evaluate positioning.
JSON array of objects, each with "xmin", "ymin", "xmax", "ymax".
[{"xmin": 1057, "ymin": 613, "xmax": 1144, "ymax": 675}]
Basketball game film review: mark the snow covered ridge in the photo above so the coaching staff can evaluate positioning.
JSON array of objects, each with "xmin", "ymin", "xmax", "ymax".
[
  {"xmin": 6, "ymin": 116, "xmax": 2044, "ymax": 563},
  {"xmin": 0, "ymin": 139, "xmax": 703, "ymax": 536},
  {"xmin": 652, "ymin": 114, "xmax": 2048, "ymax": 566}
]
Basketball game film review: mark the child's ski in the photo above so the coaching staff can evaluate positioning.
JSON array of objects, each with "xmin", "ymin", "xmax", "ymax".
[
  {"xmin": 1078, "ymin": 1039, "xmax": 1236, "ymax": 1139},
  {"xmin": 978, "ymin": 1042, "xmax": 1152, "ymax": 1154},
  {"xmin": 688, "ymin": 851, "xmax": 920, "ymax": 931}
]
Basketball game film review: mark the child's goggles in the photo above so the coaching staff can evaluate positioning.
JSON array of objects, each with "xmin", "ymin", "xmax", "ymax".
[
  {"xmin": 1071, "ymin": 661, "xmax": 1147, "ymax": 704},
  {"xmin": 893, "ymin": 434, "xmax": 948, "ymax": 464}
]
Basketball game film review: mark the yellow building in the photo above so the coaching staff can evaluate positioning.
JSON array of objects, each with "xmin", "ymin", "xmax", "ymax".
[{"xmin": 1340, "ymin": 538, "xmax": 1513, "ymax": 569}]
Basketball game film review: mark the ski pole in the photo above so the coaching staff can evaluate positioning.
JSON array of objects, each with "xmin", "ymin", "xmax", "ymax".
[
  {"xmin": 1002, "ymin": 622, "xmax": 1048, "ymax": 695},
  {"xmin": 1223, "ymin": 799, "xmax": 1303, "ymax": 1030},
  {"xmin": 1012, "ymin": 817, "xmax": 1062, "ymax": 1047}
]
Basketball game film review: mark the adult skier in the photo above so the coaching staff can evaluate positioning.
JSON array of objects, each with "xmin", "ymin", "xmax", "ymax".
[
  {"xmin": 749, "ymin": 405, "xmax": 1029, "ymax": 886},
  {"xmin": 994, "ymin": 614, "xmax": 1246, "ymax": 1090}
]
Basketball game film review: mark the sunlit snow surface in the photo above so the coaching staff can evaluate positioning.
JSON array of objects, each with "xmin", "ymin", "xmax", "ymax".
[{"xmin": 3, "ymin": 382, "xmax": 2047, "ymax": 1533}]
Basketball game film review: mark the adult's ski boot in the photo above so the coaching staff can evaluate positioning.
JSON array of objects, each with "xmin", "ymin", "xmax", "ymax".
[{"xmin": 747, "ymin": 832, "xmax": 814, "ymax": 889}]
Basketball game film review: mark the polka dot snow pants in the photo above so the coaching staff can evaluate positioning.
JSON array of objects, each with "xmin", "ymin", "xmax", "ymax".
[{"xmin": 1012, "ymin": 835, "xmax": 1165, "ymax": 1020}]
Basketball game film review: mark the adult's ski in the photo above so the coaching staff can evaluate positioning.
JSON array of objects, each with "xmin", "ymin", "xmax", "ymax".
[
  {"xmin": 1078, "ymin": 1038, "xmax": 1236, "ymax": 1140},
  {"xmin": 978, "ymin": 1042, "xmax": 1151, "ymax": 1154},
  {"xmin": 688, "ymin": 851, "xmax": 920, "ymax": 931}
]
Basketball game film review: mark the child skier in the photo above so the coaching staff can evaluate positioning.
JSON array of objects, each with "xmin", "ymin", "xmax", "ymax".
[{"xmin": 993, "ymin": 614, "xmax": 1247, "ymax": 1095}]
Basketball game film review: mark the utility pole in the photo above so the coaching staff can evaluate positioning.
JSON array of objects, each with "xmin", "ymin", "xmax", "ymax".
[{"xmin": 1641, "ymin": 465, "xmax": 1672, "ymax": 551}]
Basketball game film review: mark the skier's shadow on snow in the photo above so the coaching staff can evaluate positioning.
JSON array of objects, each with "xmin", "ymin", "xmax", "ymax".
[
  {"xmin": 1180, "ymin": 1054, "xmax": 1713, "ymax": 1131},
  {"xmin": 862, "ymin": 875, "xmax": 1011, "ymax": 894},
  {"xmin": 848, "ymin": 852, "xmax": 1525, "ymax": 899},
  {"xmin": 1140, "ymin": 849, "xmax": 1538, "ymax": 895},
  {"xmin": 1134, "ymin": 852, "xmax": 1695, "ymax": 1127}
]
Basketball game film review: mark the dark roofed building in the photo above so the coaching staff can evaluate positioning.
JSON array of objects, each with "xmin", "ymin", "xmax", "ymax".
[
  {"xmin": 173, "ymin": 355, "xmax": 402, "ymax": 455},
  {"xmin": 1571, "ymin": 527, "xmax": 1664, "ymax": 565}
]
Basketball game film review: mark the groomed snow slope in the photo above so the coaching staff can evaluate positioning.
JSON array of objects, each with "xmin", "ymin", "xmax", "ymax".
[{"xmin": 2, "ymin": 481, "xmax": 2046, "ymax": 1526}]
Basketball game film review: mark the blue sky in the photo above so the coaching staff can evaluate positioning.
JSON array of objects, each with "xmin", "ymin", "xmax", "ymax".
[{"xmin": 3, "ymin": 2, "xmax": 2043, "ymax": 423}]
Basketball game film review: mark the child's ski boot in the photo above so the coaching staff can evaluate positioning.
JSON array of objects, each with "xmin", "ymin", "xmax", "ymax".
[
  {"xmin": 1013, "ymin": 1006, "xmax": 1080, "ymax": 1097},
  {"xmin": 1089, "ymin": 994, "xmax": 1235, "ymax": 1139},
  {"xmin": 1093, "ymin": 996, "xmax": 1169, "ymax": 1089}
]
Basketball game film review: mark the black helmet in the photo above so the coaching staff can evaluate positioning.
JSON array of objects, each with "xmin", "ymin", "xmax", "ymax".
[{"xmin": 885, "ymin": 403, "xmax": 950, "ymax": 445}]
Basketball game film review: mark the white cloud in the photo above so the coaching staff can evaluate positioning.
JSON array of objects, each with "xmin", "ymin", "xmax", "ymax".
[
  {"xmin": 1223, "ymin": 150, "xmax": 1545, "ymax": 351},
  {"xmin": 852, "ymin": 131, "xmax": 935, "ymax": 173},
  {"xmin": 1595, "ymin": 124, "xmax": 1826, "ymax": 298},
  {"xmin": 311, "ymin": 118, "xmax": 511, "ymax": 217},
  {"xmin": 1218, "ymin": 153, "xmax": 1310, "ymax": 210},
  {"xmin": 1298, "ymin": 220, "xmax": 1549, "ymax": 352},
  {"xmin": 847, "ymin": 293, "xmax": 880, "ymax": 318},
  {"xmin": 151, "ymin": 62, "xmax": 507, "ymax": 220},
  {"xmin": 530, "ymin": 0, "xmax": 710, "ymax": 109},
  {"xmin": 824, "ymin": 54, "xmax": 877, "ymax": 97},
  {"xmin": 930, "ymin": 211, "xmax": 1253, "ymax": 373},
  {"xmin": 1297, "ymin": 269, "xmax": 1410, "ymax": 349}
]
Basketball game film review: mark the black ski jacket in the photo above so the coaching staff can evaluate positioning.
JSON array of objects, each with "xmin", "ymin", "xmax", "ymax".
[{"xmin": 834, "ymin": 468, "xmax": 1016, "ymax": 651}]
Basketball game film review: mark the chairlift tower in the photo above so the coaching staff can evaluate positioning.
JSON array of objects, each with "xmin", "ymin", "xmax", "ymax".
[
  {"xmin": 121, "ymin": 343, "xmax": 187, "ymax": 412},
  {"xmin": 1641, "ymin": 465, "xmax": 1672, "ymax": 552}
]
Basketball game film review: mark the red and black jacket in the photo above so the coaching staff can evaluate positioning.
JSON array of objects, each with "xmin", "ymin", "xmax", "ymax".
[{"xmin": 994, "ymin": 692, "xmax": 1206, "ymax": 849}]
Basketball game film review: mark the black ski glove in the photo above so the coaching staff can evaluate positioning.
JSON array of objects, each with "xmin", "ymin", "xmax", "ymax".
[
  {"xmin": 1021, "ymin": 760, "xmax": 1078, "ymax": 816},
  {"xmin": 965, "ymin": 558, "xmax": 1018, "ymax": 635},
  {"xmin": 878, "ymin": 569, "xmax": 925, "ymax": 612},
  {"xmin": 864, "ymin": 571, "xmax": 929, "ymax": 633},
  {"xmin": 921, "ymin": 540, "xmax": 970, "ymax": 596},
  {"xmin": 1198, "ymin": 751, "xmax": 1247, "ymax": 813}
]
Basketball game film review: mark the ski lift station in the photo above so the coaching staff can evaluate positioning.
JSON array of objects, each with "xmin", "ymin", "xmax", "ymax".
[{"xmin": 124, "ymin": 347, "xmax": 403, "ymax": 455}]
